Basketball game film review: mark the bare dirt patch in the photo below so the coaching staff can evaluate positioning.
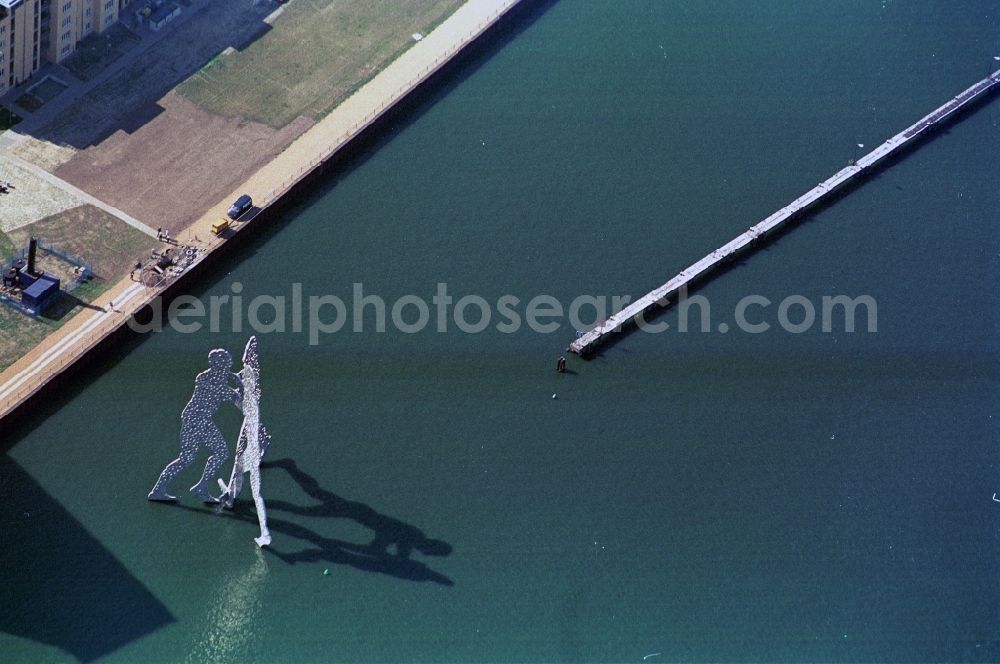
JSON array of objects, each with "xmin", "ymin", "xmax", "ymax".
[
  {"xmin": 53, "ymin": 92, "xmax": 313, "ymax": 235},
  {"xmin": 7, "ymin": 204, "xmax": 155, "ymax": 279},
  {"xmin": 31, "ymin": 250, "xmax": 84, "ymax": 285}
]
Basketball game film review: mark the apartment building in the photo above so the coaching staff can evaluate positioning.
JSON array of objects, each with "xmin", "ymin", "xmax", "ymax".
[
  {"xmin": 0, "ymin": 0, "xmax": 41, "ymax": 95},
  {"xmin": 0, "ymin": 0, "xmax": 126, "ymax": 96}
]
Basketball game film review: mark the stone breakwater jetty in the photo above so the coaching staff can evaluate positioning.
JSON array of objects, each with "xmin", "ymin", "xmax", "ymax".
[
  {"xmin": 0, "ymin": 0, "xmax": 523, "ymax": 425},
  {"xmin": 569, "ymin": 69, "xmax": 1000, "ymax": 357}
]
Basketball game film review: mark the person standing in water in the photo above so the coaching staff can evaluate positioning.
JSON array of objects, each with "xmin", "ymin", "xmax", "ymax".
[
  {"xmin": 148, "ymin": 348, "xmax": 241, "ymax": 503},
  {"xmin": 217, "ymin": 336, "xmax": 272, "ymax": 547}
]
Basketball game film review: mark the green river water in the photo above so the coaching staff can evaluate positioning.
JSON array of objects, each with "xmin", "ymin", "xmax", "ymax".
[{"xmin": 3, "ymin": 1, "xmax": 1000, "ymax": 661}]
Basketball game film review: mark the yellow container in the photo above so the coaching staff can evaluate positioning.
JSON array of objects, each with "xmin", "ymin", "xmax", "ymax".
[{"xmin": 211, "ymin": 219, "xmax": 231, "ymax": 236}]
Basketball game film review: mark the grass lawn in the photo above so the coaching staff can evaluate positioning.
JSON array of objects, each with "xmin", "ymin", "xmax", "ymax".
[
  {"xmin": 39, "ymin": 277, "xmax": 110, "ymax": 323},
  {"xmin": 0, "ymin": 229, "xmax": 14, "ymax": 259},
  {"xmin": 0, "ymin": 304, "xmax": 52, "ymax": 372},
  {"xmin": 0, "ymin": 205, "xmax": 145, "ymax": 372},
  {"xmin": 178, "ymin": 0, "xmax": 465, "ymax": 129},
  {"xmin": 0, "ymin": 107, "xmax": 22, "ymax": 130},
  {"xmin": 0, "ymin": 276, "xmax": 112, "ymax": 372},
  {"xmin": 7, "ymin": 205, "xmax": 154, "ymax": 279},
  {"xmin": 64, "ymin": 276, "xmax": 108, "ymax": 303}
]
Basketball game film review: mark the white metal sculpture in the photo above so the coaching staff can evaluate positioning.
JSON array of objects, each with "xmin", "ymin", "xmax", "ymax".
[
  {"xmin": 217, "ymin": 336, "xmax": 272, "ymax": 547},
  {"xmin": 148, "ymin": 336, "xmax": 273, "ymax": 547},
  {"xmin": 148, "ymin": 348, "xmax": 240, "ymax": 503}
]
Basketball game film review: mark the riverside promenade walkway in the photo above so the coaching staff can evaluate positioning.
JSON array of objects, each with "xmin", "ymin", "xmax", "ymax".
[
  {"xmin": 569, "ymin": 69, "xmax": 1000, "ymax": 357},
  {"xmin": 0, "ymin": 0, "xmax": 522, "ymax": 423}
]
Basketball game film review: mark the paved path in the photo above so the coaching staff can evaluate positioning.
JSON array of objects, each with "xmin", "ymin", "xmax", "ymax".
[{"xmin": 3, "ymin": 152, "xmax": 159, "ymax": 237}]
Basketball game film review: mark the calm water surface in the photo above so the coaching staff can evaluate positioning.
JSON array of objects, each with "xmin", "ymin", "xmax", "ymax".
[{"xmin": 3, "ymin": 1, "xmax": 999, "ymax": 661}]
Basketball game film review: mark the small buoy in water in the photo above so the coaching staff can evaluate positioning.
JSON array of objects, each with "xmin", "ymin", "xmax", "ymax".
[
  {"xmin": 323, "ymin": 569, "xmax": 329, "ymax": 576},
  {"xmin": 552, "ymin": 393, "xmax": 557, "ymax": 400}
]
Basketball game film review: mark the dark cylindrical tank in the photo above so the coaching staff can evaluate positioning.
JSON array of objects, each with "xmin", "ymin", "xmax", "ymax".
[{"xmin": 27, "ymin": 237, "xmax": 37, "ymax": 275}]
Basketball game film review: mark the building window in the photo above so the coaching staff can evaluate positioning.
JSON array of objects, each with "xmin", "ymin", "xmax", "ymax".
[
  {"xmin": 104, "ymin": 0, "xmax": 113, "ymax": 9},
  {"xmin": 85, "ymin": 22, "xmax": 90, "ymax": 30},
  {"xmin": 61, "ymin": 29, "xmax": 70, "ymax": 41},
  {"xmin": 104, "ymin": 14, "xmax": 112, "ymax": 25},
  {"xmin": 62, "ymin": 2, "xmax": 72, "ymax": 12},
  {"xmin": 60, "ymin": 43, "xmax": 71, "ymax": 55},
  {"xmin": 85, "ymin": 7, "xmax": 91, "ymax": 16},
  {"xmin": 61, "ymin": 16, "xmax": 70, "ymax": 27}
]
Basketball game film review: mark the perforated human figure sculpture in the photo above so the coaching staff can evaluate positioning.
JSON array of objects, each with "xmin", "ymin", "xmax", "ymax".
[
  {"xmin": 217, "ymin": 336, "xmax": 273, "ymax": 547},
  {"xmin": 148, "ymin": 348, "xmax": 241, "ymax": 503}
]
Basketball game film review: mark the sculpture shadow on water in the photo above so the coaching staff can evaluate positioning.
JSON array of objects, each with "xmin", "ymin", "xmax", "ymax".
[
  {"xmin": 0, "ymin": 455, "xmax": 175, "ymax": 662},
  {"xmin": 176, "ymin": 457, "xmax": 454, "ymax": 586}
]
